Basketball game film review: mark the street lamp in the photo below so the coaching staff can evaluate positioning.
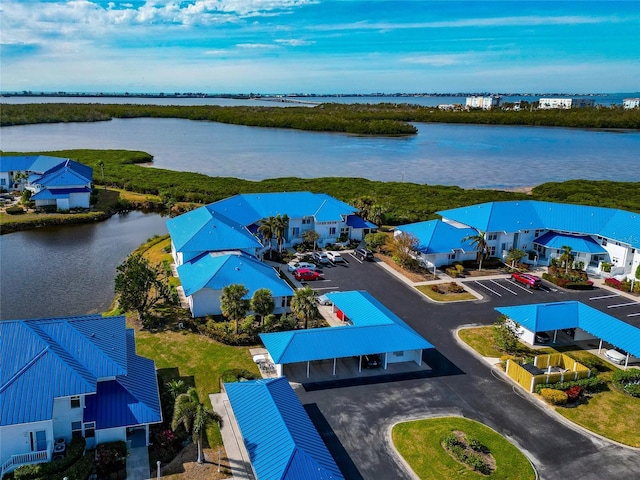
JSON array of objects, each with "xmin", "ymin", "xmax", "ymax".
[
  {"xmin": 217, "ymin": 449, "xmax": 222, "ymax": 472},
  {"xmin": 157, "ymin": 460, "xmax": 161, "ymax": 479}
]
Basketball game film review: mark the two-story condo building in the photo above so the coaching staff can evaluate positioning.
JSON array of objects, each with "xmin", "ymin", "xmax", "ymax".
[
  {"xmin": 465, "ymin": 96, "xmax": 501, "ymax": 110},
  {"xmin": 167, "ymin": 192, "xmax": 376, "ymax": 317},
  {"xmin": 435, "ymin": 201, "xmax": 640, "ymax": 277},
  {"xmin": 538, "ymin": 98, "xmax": 595, "ymax": 109},
  {"xmin": 0, "ymin": 315, "xmax": 162, "ymax": 476}
]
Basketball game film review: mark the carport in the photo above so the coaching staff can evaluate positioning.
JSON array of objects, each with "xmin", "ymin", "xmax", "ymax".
[
  {"xmin": 497, "ymin": 301, "xmax": 640, "ymax": 368},
  {"xmin": 260, "ymin": 291, "xmax": 434, "ymax": 379}
]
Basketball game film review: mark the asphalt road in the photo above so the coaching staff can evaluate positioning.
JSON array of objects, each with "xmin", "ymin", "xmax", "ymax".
[{"xmin": 296, "ymin": 255, "xmax": 640, "ymax": 480}]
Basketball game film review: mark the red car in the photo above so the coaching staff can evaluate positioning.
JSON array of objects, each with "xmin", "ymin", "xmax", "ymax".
[
  {"xmin": 294, "ymin": 268, "xmax": 322, "ymax": 281},
  {"xmin": 511, "ymin": 272, "xmax": 542, "ymax": 289}
]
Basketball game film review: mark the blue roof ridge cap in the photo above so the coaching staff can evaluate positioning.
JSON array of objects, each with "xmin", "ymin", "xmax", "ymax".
[
  {"xmin": 26, "ymin": 321, "xmax": 97, "ymax": 389},
  {"xmin": 264, "ymin": 378, "xmax": 303, "ymax": 461},
  {"xmin": 0, "ymin": 346, "xmax": 48, "ymax": 395},
  {"xmin": 66, "ymin": 317, "xmax": 128, "ymax": 374}
]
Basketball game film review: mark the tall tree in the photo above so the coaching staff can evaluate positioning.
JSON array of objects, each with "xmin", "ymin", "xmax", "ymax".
[
  {"xmin": 172, "ymin": 388, "xmax": 223, "ymax": 464},
  {"xmin": 505, "ymin": 248, "xmax": 527, "ymax": 267},
  {"xmin": 257, "ymin": 216, "xmax": 275, "ymax": 255},
  {"xmin": 387, "ymin": 231, "xmax": 418, "ymax": 268},
  {"xmin": 352, "ymin": 196, "xmax": 386, "ymax": 225},
  {"xmin": 302, "ymin": 229, "xmax": 320, "ymax": 251},
  {"xmin": 290, "ymin": 286, "xmax": 319, "ymax": 329},
  {"xmin": 493, "ymin": 315, "xmax": 521, "ymax": 354},
  {"xmin": 97, "ymin": 160, "xmax": 106, "ymax": 190},
  {"xmin": 559, "ymin": 245, "xmax": 574, "ymax": 274},
  {"xmin": 251, "ymin": 288, "xmax": 275, "ymax": 325},
  {"xmin": 273, "ymin": 214, "xmax": 289, "ymax": 253},
  {"xmin": 114, "ymin": 253, "xmax": 170, "ymax": 327},
  {"xmin": 463, "ymin": 230, "xmax": 488, "ymax": 271},
  {"xmin": 220, "ymin": 283, "xmax": 249, "ymax": 334}
]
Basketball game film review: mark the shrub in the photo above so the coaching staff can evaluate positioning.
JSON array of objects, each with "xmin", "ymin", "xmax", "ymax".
[
  {"xmin": 57, "ymin": 453, "xmax": 93, "ymax": 480},
  {"xmin": 540, "ymin": 388, "xmax": 568, "ymax": 405},
  {"xmin": 5, "ymin": 205, "xmax": 25, "ymax": 215},
  {"xmin": 601, "ymin": 261, "xmax": 612, "ymax": 272},
  {"xmin": 565, "ymin": 385, "xmax": 584, "ymax": 402},
  {"xmin": 431, "ymin": 284, "xmax": 443, "ymax": 294},
  {"xmin": 535, "ymin": 376, "xmax": 607, "ymax": 394},
  {"xmin": 221, "ymin": 368, "xmax": 260, "ymax": 383},
  {"xmin": 447, "ymin": 282, "xmax": 465, "ymax": 293},
  {"xmin": 468, "ymin": 438, "xmax": 490, "ymax": 454},
  {"xmin": 96, "ymin": 441, "xmax": 127, "ymax": 478},
  {"xmin": 14, "ymin": 437, "xmax": 86, "ymax": 480},
  {"xmin": 612, "ymin": 369, "xmax": 640, "ymax": 398},
  {"xmin": 150, "ymin": 428, "xmax": 182, "ymax": 464}
]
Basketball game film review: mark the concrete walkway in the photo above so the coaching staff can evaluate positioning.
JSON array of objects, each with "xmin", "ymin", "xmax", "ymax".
[
  {"xmin": 209, "ymin": 393, "xmax": 254, "ymax": 480},
  {"xmin": 126, "ymin": 434, "xmax": 150, "ymax": 480}
]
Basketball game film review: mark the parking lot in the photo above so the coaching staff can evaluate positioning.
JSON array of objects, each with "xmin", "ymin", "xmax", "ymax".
[{"xmin": 291, "ymin": 252, "xmax": 640, "ymax": 480}]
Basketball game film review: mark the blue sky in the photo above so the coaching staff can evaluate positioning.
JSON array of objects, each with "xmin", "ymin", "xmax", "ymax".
[{"xmin": 1, "ymin": 1, "xmax": 639, "ymax": 93}]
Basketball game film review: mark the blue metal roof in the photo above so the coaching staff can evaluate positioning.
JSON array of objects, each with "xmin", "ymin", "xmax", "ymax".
[
  {"xmin": 0, "ymin": 155, "xmax": 66, "ymax": 173},
  {"xmin": 84, "ymin": 330, "xmax": 162, "ymax": 429},
  {"xmin": 0, "ymin": 315, "xmax": 161, "ymax": 428},
  {"xmin": 397, "ymin": 220, "xmax": 477, "ymax": 254},
  {"xmin": 210, "ymin": 192, "xmax": 357, "ymax": 225},
  {"xmin": 260, "ymin": 291, "xmax": 433, "ymax": 364},
  {"xmin": 177, "ymin": 251, "xmax": 294, "ymax": 298},
  {"xmin": 31, "ymin": 187, "xmax": 92, "ymax": 200},
  {"xmin": 534, "ymin": 232, "xmax": 608, "ymax": 254},
  {"xmin": 438, "ymin": 201, "xmax": 640, "ymax": 249},
  {"xmin": 166, "ymin": 206, "xmax": 262, "ymax": 254},
  {"xmin": 225, "ymin": 377, "xmax": 344, "ymax": 480},
  {"xmin": 346, "ymin": 215, "xmax": 377, "ymax": 229},
  {"xmin": 496, "ymin": 301, "xmax": 640, "ymax": 357}
]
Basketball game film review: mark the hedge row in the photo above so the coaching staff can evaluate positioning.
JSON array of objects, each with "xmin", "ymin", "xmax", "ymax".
[
  {"xmin": 534, "ymin": 376, "xmax": 607, "ymax": 394},
  {"xmin": 14, "ymin": 437, "xmax": 86, "ymax": 480}
]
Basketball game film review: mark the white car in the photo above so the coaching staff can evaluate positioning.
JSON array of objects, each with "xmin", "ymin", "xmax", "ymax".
[
  {"xmin": 311, "ymin": 251, "xmax": 330, "ymax": 264},
  {"xmin": 326, "ymin": 251, "xmax": 345, "ymax": 263},
  {"xmin": 287, "ymin": 261, "xmax": 317, "ymax": 272},
  {"xmin": 604, "ymin": 349, "xmax": 637, "ymax": 365},
  {"xmin": 316, "ymin": 294, "xmax": 332, "ymax": 306}
]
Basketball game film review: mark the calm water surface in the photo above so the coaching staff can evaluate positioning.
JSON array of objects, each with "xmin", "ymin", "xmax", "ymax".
[
  {"xmin": 2, "ymin": 118, "xmax": 639, "ymax": 189},
  {"xmin": 0, "ymin": 212, "xmax": 167, "ymax": 320}
]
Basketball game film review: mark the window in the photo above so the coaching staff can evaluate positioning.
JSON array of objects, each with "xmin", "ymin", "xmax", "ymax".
[
  {"xmin": 84, "ymin": 422, "xmax": 96, "ymax": 438},
  {"xmin": 601, "ymin": 238, "xmax": 607, "ymax": 246},
  {"xmin": 302, "ymin": 217, "xmax": 312, "ymax": 225},
  {"xmin": 448, "ymin": 253, "xmax": 456, "ymax": 260},
  {"xmin": 72, "ymin": 421, "xmax": 82, "ymax": 438},
  {"xmin": 0, "ymin": 179, "xmax": 5, "ymax": 185},
  {"xmin": 487, "ymin": 233, "xmax": 497, "ymax": 241},
  {"xmin": 70, "ymin": 395, "xmax": 81, "ymax": 408},
  {"xmin": 522, "ymin": 230, "xmax": 529, "ymax": 234},
  {"xmin": 489, "ymin": 246, "xmax": 496, "ymax": 256},
  {"xmin": 535, "ymin": 230, "xmax": 544, "ymax": 237},
  {"xmin": 521, "ymin": 244, "xmax": 528, "ymax": 250},
  {"xmin": 329, "ymin": 227, "xmax": 336, "ymax": 236},
  {"xmin": 393, "ymin": 351, "xmax": 405, "ymax": 357},
  {"xmin": 291, "ymin": 227, "xmax": 300, "ymax": 238}
]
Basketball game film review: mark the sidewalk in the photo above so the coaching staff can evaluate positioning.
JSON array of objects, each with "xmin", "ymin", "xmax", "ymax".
[{"xmin": 209, "ymin": 393, "xmax": 254, "ymax": 480}]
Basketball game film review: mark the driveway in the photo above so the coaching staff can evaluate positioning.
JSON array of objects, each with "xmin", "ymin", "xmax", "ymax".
[{"xmin": 295, "ymin": 257, "xmax": 640, "ymax": 480}]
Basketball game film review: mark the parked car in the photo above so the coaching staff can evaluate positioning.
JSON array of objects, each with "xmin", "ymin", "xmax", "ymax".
[
  {"xmin": 360, "ymin": 353, "xmax": 382, "ymax": 369},
  {"xmin": 511, "ymin": 272, "xmax": 542, "ymax": 289},
  {"xmin": 311, "ymin": 251, "xmax": 330, "ymax": 264},
  {"xmin": 326, "ymin": 251, "xmax": 345, "ymax": 263},
  {"xmin": 535, "ymin": 331, "xmax": 551, "ymax": 344},
  {"xmin": 603, "ymin": 348, "xmax": 639, "ymax": 365},
  {"xmin": 294, "ymin": 268, "xmax": 322, "ymax": 281},
  {"xmin": 287, "ymin": 261, "xmax": 317, "ymax": 272},
  {"xmin": 355, "ymin": 248, "xmax": 374, "ymax": 261},
  {"xmin": 316, "ymin": 293, "xmax": 333, "ymax": 305}
]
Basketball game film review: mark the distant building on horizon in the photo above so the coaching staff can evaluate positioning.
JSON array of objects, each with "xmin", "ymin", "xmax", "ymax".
[
  {"xmin": 623, "ymin": 98, "xmax": 640, "ymax": 109},
  {"xmin": 538, "ymin": 97, "xmax": 595, "ymax": 109},
  {"xmin": 465, "ymin": 96, "xmax": 501, "ymax": 110}
]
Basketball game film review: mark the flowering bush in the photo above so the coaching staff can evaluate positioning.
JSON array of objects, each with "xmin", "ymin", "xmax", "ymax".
[
  {"xmin": 96, "ymin": 441, "xmax": 127, "ymax": 478},
  {"xmin": 151, "ymin": 428, "xmax": 182, "ymax": 463},
  {"xmin": 565, "ymin": 385, "xmax": 584, "ymax": 402}
]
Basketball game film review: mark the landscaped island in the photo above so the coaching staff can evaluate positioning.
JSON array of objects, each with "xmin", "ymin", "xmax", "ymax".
[{"xmin": 2, "ymin": 102, "xmax": 640, "ymax": 132}]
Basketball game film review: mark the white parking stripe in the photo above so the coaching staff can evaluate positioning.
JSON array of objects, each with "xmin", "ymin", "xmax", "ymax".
[
  {"xmin": 349, "ymin": 253, "xmax": 364, "ymax": 264},
  {"xmin": 507, "ymin": 280, "xmax": 535, "ymax": 294},
  {"xmin": 314, "ymin": 286, "xmax": 339, "ymax": 291},
  {"xmin": 589, "ymin": 294, "xmax": 620, "ymax": 300},
  {"xmin": 607, "ymin": 302, "xmax": 638, "ymax": 309},
  {"xmin": 490, "ymin": 279, "xmax": 518, "ymax": 295},
  {"xmin": 474, "ymin": 281, "xmax": 502, "ymax": 297},
  {"xmin": 627, "ymin": 312, "xmax": 640, "ymax": 317}
]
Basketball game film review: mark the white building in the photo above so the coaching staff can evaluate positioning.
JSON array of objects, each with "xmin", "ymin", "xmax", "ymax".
[
  {"xmin": 465, "ymin": 96, "xmax": 502, "ymax": 110},
  {"xmin": 623, "ymin": 98, "xmax": 640, "ymax": 109},
  {"xmin": 538, "ymin": 98, "xmax": 595, "ymax": 109}
]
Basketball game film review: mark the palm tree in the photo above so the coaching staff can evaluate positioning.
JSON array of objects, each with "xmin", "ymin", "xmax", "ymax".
[
  {"xmin": 273, "ymin": 214, "xmax": 289, "ymax": 253},
  {"xmin": 97, "ymin": 160, "xmax": 106, "ymax": 190},
  {"xmin": 165, "ymin": 379, "xmax": 188, "ymax": 400},
  {"xmin": 220, "ymin": 284, "xmax": 249, "ymax": 334},
  {"xmin": 302, "ymin": 229, "xmax": 320, "ymax": 251},
  {"xmin": 257, "ymin": 216, "xmax": 276, "ymax": 256},
  {"xmin": 172, "ymin": 388, "xmax": 223, "ymax": 464},
  {"xmin": 559, "ymin": 245, "xmax": 574, "ymax": 274},
  {"xmin": 505, "ymin": 248, "xmax": 526, "ymax": 268},
  {"xmin": 463, "ymin": 230, "xmax": 488, "ymax": 271},
  {"xmin": 251, "ymin": 288, "xmax": 275, "ymax": 325},
  {"xmin": 290, "ymin": 286, "xmax": 319, "ymax": 329}
]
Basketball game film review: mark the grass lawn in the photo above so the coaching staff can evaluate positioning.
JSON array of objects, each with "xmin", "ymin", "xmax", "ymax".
[
  {"xmin": 416, "ymin": 284, "xmax": 476, "ymax": 302},
  {"xmin": 392, "ymin": 417, "xmax": 535, "ymax": 480},
  {"xmin": 458, "ymin": 326, "xmax": 640, "ymax": 447},
  {"xmin": 135, "ymin": 328, "xmax": 260, "ymax": 446}
]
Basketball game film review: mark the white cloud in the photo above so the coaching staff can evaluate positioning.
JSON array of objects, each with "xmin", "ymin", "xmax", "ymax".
[
  {"xmin": 275, "ymin": 38, "xmax": 314, "ymax": 46},
  {"xmin": 236, "ymin": 43, "xmax": 274, "ymax": 49}
]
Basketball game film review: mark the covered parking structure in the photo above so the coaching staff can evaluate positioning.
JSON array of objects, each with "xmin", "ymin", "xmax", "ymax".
[
  {"xmin": 260, "ymin": 290, "xmax": 434, "ymax": 379},
  {"xmin": 496, "ymin": 301, "xmax": 640, "ymax": 368}
]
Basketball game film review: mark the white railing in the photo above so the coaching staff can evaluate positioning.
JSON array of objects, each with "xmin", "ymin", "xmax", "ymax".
[{"xmin": 1, "ymin": 442, "xmax": 51, "ymax": 476}]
